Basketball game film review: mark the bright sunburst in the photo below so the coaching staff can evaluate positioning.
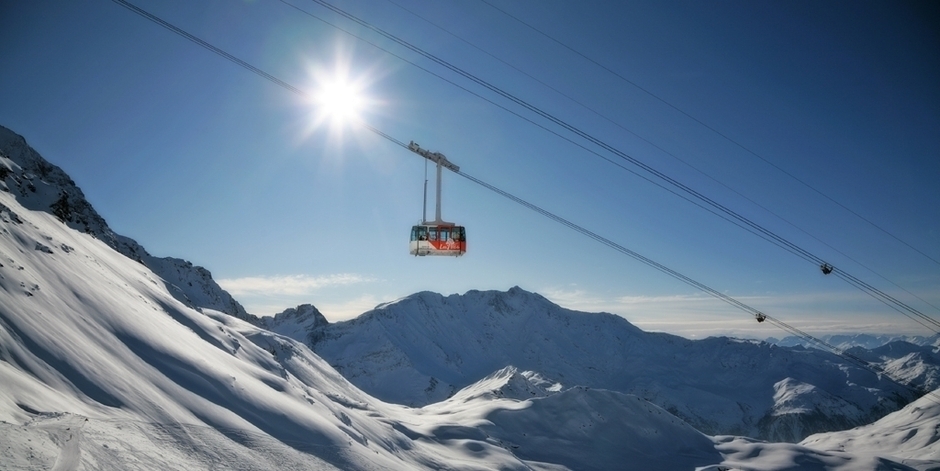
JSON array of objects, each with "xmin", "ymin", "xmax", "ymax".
[
  {"xmin": 306, "ymin": 60, "xmax": 374, "ymax": 141},
  {"xmin": 299, "ymin": 51, "xmax": 382, "ymax": 155},
  {"xmin": 315, "ymin": 76, "xmax": 364, "ymax": 127}
]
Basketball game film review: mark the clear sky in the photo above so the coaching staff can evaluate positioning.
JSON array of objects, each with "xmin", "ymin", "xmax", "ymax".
[{"xmin": 2, "ymin": 0, "xmax": 938, "ymax": 339}]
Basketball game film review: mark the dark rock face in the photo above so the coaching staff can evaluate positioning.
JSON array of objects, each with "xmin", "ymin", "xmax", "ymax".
[{"xmin": 0, "ymin": 125, "xmax": 252, "ymax": 322}]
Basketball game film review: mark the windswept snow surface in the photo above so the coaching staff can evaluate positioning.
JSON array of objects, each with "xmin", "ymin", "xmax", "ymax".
[
  {"xmin": 0, "ymin": 126, "xmax": 931, "ymax": 470},
  {"xmin": 801, "ymin": 389, "xmax": 940, "ymax": 471},
  {"xmin": 0, "ymin": 189, "xmax": 398, "ymax": 469},
  {"xmin": 296, "ymin": 288, "xmax": 928, "ymax": 442}
]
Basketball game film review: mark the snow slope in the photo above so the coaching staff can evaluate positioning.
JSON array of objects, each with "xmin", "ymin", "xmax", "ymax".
[
  {"xmin": 0, "ymin": 125, "xmax": 932, "ymax": 470},
  {"xmin": 0, "ymin": 125, "xmax": 251, "ymax": 322},
  {"xmin": 0, "ymin": 157, "xmax": 818, "ymax": 471},
  {"xmin": 0, "ymin": 188, "xmax": 408, "ymax": 469},
  {"xmin": 290, "ymin": 288, "xmax": 929, "ymax": 442},
  {"xmin": 801, "ymin": 390, "xmax": 940, "ymax": 471}
]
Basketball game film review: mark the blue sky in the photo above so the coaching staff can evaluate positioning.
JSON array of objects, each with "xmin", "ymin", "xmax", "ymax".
[{"xmin": 2, "ymin": 0, "xmax": 938, "ymax": 339}]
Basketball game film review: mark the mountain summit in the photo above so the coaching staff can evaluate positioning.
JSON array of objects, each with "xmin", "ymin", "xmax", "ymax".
[
  {"xmin": 275, "ymin": 287, "xmax": 934, "ymax": 442},
  {"xmin": 0, "ymin": 125, "xmax": 250, "ymax": 321},
  {"xmin": 2, "ymin": 124, "xmax": 938, "ymax": 469}
]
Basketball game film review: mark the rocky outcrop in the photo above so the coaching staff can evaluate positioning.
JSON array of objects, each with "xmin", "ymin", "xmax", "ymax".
[{"xmin": 0, "ymin": 125, "xmax": 252, "ymax": 322}]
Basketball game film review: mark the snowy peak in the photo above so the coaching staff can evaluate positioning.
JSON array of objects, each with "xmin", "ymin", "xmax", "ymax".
[
  {"xmin": 0, "ymin": 125, "xmax": 112, "ymax": 241},
  {"xmin": 0, "ymin": 176, "xmax": 786, "ymax": 471},
  {"xmin": 771, "ymin": 333, "xmax": 940, "ymax": 350},
  {"xmin": 448, "ymin": 366, "xmax": 562, "ymax": 402},
  {"xmin": 305, "ymin": 286, "xmax": 651, "ymax": 406},
  {"xmin": 0, "ymin": 125, "xmax": 250, "ymax": 321},
  {"xmin": 294, "ymin": 287, "xmax": 930, "ymax": 442},
  {"xmin": 375, "ymin": 285, "xmax": 617, "ymax": 324},
  {"xmin": 262, "ymin": 303, "xmax": 330, "ymax": 340},
  {"xmin": 837, "ymin": 341, "xmax": 940, "ymax": 395}
]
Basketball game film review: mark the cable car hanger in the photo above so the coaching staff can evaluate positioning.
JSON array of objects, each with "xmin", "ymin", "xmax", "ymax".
[{"xmin": 407, "ymin": 141, "xmax": 466, "ymax": 257}]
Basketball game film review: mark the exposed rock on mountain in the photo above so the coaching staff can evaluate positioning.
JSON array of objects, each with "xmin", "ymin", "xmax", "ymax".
[{"xmin": 0, "ymin": 125, "xmax": 251, "ymax": 322}]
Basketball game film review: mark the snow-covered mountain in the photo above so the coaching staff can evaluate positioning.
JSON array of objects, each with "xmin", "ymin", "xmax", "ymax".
[
  {"xmin": 801, "ymin": 388, "xmax": 940, "ymax": 470},
  {"xmin": 770, "ymin": 333, "xmax": 940, "ymax": 350},
  {"xmin": 1, "ymin": 131, "xmax": 728, "ymax": 470},
  {"xmin": 2, "ymin": 125, "xmax": 937, "ymax": 470},
  {"xmin": 275, "ymin": 288, "xmax": 937, "ymax": 442},
  {"xmin": 0, "ymin": 126, "xmax": 252, "ymax": 322}
]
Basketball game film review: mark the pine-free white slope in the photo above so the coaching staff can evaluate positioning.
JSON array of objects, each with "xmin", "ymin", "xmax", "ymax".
[
  {"xmin": 0, "ymin": 186, "xmax": 736, "ymax": 469},
  {"xmin": 801, "ymin": 390, "xmax": 940, "ymax": 470},
  {"xmin": 0, "ymin": 189, "xmax": 727, "ymax": 470},
  {"xmin": 0, "ymin": 190, "xmax": 398, "ymax": 469},
  {"xmin": 1, "ymin": 126, "xmax": 932, "ymax": 470},
  {"xmin": 0, "ymin": 186, "xmax": 802, "ymax": 471},
  {"xmin": 0, "ymin": 125, "xmax": 251, "ymax": 322},
  {"xmin": 299, "ymin": 288, "xmax": 928, "ymax": 442}
]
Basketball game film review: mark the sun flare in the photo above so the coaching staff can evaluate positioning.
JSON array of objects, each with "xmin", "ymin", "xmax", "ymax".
[
  {"xmin": 301, "ymin": 54, "xmax": 379, "ymax": 146},
  {"xmin": 315, "ymin": 78, "xmax": 364, "ymax": 126}
]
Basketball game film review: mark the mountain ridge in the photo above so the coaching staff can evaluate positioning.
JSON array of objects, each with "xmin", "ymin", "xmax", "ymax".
[
  {"xmin": 3, "ymin": 124, "xmax": 939, "ymax": 469},
  {"xmin": 0, "ymin": 125, "xmax": 252, "ymax": 322},
  {"xmin": 276, "ymin": 287, "xmax": 937, "ymax": 442}
]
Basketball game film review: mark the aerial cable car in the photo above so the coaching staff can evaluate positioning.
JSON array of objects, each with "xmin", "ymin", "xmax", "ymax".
[{"xmin": 407, "ymin": 141, "xmax": 466, "ymax": 257}]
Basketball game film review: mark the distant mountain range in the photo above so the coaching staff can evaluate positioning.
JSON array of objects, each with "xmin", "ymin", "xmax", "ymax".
[
  {"xmin": 2, "ymin": 124, "xmax": 939, "ymax": 470},
  {"xmin": 264, "ymin": 286, "xmax": 939, "ymax": 442},
  {"xmin": 768, "ymin": 333, "xmax": 940, "ymax": 350}
]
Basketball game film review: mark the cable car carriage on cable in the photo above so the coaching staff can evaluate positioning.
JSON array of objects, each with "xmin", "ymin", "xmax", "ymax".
[
  {"xmin": 406, "ymin": 141, "xmax": 466, "ymax": 257},
  {"xmin": 410, "ymin": 224, "xmax": 466, "ymax": 256}
]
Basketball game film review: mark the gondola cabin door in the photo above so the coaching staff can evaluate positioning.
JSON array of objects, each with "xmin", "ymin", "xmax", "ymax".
[{"xmin": 410, "ymin": 224, "xmax": 466, "ymax": 256}]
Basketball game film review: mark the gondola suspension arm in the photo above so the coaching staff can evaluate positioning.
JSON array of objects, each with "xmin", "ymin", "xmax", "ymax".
[{"xmin": 408, "ymin": 141, "xmax": 459, "ymax": 225}]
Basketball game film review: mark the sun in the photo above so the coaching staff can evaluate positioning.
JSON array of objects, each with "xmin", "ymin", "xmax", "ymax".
[
  {"xmin": 300, "ymin": 53, "xmax": 379, "ymax": 147},
  {"xmin": 315, "ymin": 77, "xmax": 364, "ymax": 126}
]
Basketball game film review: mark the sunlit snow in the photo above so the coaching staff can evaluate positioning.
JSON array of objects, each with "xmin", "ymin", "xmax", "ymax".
[{"xmin": 2, "ymin": 125, "xmax": 939, "ymax": 470}]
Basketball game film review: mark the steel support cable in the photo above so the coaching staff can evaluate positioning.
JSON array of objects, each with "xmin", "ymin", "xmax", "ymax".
[
  {"xmin": 112, "ymin": 0, "xmax": 304, "ymax": 96},
  {"xmin": 358, "ymin": 130, "xmax": 822, "ymax": 323},
  {"xmin": 476, "ymin": 0, "xmax": 940, "ymax": 271},
  {"xmin": 455, "ymin": 171, "xmax": 760, "ymax": 315},
  {"xmin": 107, "ymin": 0, "xmax": 800, "ymax": 328},
  {"xmin": 365, "ymin": 124, "xmax": 804, "ymax": 317},
  {"xmin": 761, "ymin": 315, "xmax": 905, "ymax": 391},
  {"xmin": 296, "ymin": 0, "xmax": 940, "ymax": 334},
  {"xmin": 278, "ymin": 0, "xmax": 827, "ymax": 266},
  {"xmin": 763, "ymin": 313, "xmax": 935, "ymax": 400},
  {"xmin": 115, "ymin": 0, "xmax": 940, "ymax": 336},
  {"xmin": 110, "ymin": 0, "xmax": 936, "ymax": 399},
  {"xmin": 458, "ymin": 169, "xmax": 931, "ymax": 398},
  {"xmin": 304, "ymin": 0, "xmax": 827, "ymax": 267},
  {"xmin": 384, "ymin": 0, "xmax": 940, "ymax": 321},
  {"xmin": 304, "ymin": 0, "xmax": 940, "ymax": 331},
  {"xmin": 116, "ymin": 0, "xmax": 738, "ymax": 242}
]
